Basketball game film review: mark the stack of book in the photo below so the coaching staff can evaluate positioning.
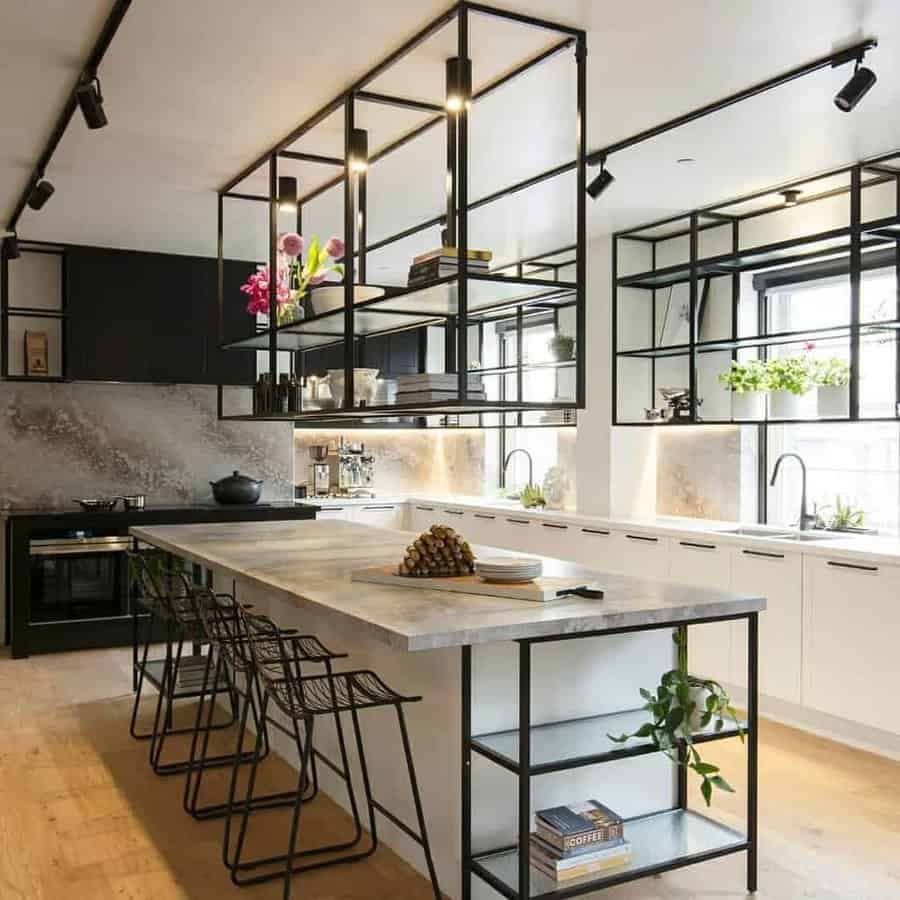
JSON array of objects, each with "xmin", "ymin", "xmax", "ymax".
[
  {"xmin": 407, "ymin": 247, "xmax": 492, "ymax": 286},
  {"xmin": 530, "ymin": 800, "xmax": 630, "ymax": 883},
  {"xmin": 395, "ymin": 373, "xmax": 485, "ymax": 404}
]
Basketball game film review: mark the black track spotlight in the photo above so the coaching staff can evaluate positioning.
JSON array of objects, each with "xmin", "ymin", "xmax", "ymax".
[
  {"xmin": 27, "ymin": 179, "xmax": 55, "ymax": 210},
  {"xmin": 2, "ymin": 234, "xmax": 20, "ymax": 260},
  {"xmin": 781, "ymin": 189, "xmax": 802, "ymax": 207},
  {"xmin": 445, "ymin": 56, "xmax": 472, "ymax": 112},
  {"xmin": 76, "ymin": 75, "xmax": 108, "ymax": 129},
  {"xmin": 278, "ymin": 175, "xmax": 298, "ymax": 212},
  {"xmin": 349, "ymin": 128, "xmax": 369, "ymax": 173},
  {"xmin": 586, "ymin": 157, "xmax": 615, "ymax": 199},
  {"xmin": 834, "ymin": 63, "xmax": 877, "ymax": 112}
]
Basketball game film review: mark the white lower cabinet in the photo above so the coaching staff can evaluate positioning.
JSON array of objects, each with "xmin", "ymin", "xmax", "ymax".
[
  {"xmin": 314, "ymin": 504, "xmax": 354, "ymax": 521},
  {"xmin": 730, "ymin": 546, "xmax": 803, "ymax": 704},
  {"xmin": 609, "ymin": 531, "xmax": 670, "ymax": 577},
  {"xmin": 667, "ymin": 538, "xmax": 732, "ymax": 683},
  {"xmin": 408, "ymin": 503, "xmax": 439, "ymax": 533},
  {"xmin": 354, "ymin": 503, "xmax": 405, "ymax": 529},
  {"xmin": 568, "ymin": 526, "xmax": 616, "ymax": 571},
  {"xmin": 803, "ymin": 555, "xmax": 900, "ymax": 732}
]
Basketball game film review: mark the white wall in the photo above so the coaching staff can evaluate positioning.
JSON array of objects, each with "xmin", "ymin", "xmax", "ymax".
[{"xmin": 576, "ymin": 236, "xmax": 657, "ymax": 517}]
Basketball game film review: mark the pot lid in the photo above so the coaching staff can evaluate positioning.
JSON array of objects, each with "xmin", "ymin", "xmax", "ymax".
[{"xmin": 211, "ymin": 470, "xmax": 262, "ymax": 487}]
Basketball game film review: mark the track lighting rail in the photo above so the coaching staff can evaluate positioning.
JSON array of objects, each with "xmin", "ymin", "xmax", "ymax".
[{"xmin": 5, "ymin": 0, "xmax": 133, "ymax": 234}]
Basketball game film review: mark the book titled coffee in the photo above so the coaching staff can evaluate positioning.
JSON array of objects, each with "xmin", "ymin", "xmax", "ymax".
[{"xmin": 535, "ymin": 800, "xmax": 624, "ymax": 852}]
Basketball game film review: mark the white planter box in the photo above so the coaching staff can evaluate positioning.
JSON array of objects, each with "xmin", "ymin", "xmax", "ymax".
[
  {"xmin": 769, "ymin": 390, "xmax": 806, "ymax": 420},
  {"xmin": 817, "ymin": 384, "xmax": 849, "ymax": 418},
  {"xmin": 731, "ymin": 391, "xmax": 765, "ymax": 420}
]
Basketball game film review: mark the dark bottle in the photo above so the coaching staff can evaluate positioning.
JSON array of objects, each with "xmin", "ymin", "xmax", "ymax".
[
  {"xmin": 276, "ymin": 374, "xmax": 290, "ymax": 414},
  {"xmin": 287, "ymin": 374, "xmax": 301, "ymax": 413}
]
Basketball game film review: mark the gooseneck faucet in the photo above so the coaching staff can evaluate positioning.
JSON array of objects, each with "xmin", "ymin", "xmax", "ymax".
[
  {"xmin": 503, "ymin": 448, "xmax": 534, "ymax": 496},
  {"xmin": 769, "ymin": 452, "xmax": 817, "ymax": 531}
]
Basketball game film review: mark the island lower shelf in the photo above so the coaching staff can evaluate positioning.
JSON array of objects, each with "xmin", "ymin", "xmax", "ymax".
[{"xmin": 472, "ymin": 808, "xmax": 748, "ymax": 900}]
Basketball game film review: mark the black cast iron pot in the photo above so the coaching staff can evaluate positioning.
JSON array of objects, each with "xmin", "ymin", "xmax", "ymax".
[{"xmin": 210, "ymin": 471, "xmax": 263, "ymax": 505}]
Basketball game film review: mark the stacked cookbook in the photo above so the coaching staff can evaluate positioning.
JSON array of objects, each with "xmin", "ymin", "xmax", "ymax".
[
  {"xmin": 407, "ymin": 246, "xmax": 492, "ymax": 286},
  {"xmin": 530, "ymin": 800, "xmax": 631, "ymax": 882}
]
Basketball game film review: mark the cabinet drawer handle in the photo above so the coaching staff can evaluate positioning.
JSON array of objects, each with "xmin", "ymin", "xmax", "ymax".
[
  {"xmin": 626, "ymin": 534, "xmax": 658, "ymax": 543},
  {"xmin": 363, "ymin": 506, "xmax": 395, "ymax": 511},
  {"xmin": 679, "ymin": 541, "xmax": 717, "ymax": 551},
  {"xmin": 443, "ymin": 509, "xmax": 465, "ymax": 516},
  {"xmin": 415, "ymin": 506, "xmax": 435, "ymax": 511},
  {"xmin": 826, "ymin": 560, "xmax": 878, "ymax": 572},
  {"xmin": 507, "ymin": 518, "xmax": 530, "ymax": 525},
  {"xmin": 742, "ymin": 549, "xmax": 784, "ymax": 559},
  {"xmin": 582, "ymin": 528, "xmax": 610, "ymax": 536},
  {"xmin": 473, "ymin": 513, "xmax": 496, "ymax": 520},
  {"xmin": 542, "ymin": 523, "xmax": 568, "ymax": 530}
]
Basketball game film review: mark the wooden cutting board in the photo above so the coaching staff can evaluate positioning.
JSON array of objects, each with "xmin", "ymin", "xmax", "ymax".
[{"xmin": 351, "ymin": 565, "xmax": 604, "ymax": 603}]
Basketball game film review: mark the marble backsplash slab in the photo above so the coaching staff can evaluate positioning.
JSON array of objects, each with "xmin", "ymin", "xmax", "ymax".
[
  {"xmin": 0, "ymin": 383, "xmax": 293, "ymax": 509},
  {"xmin": 656, "ymin": 426, "xmax": 741, "ymax": 520},
  {"xmin": 294, "ymin": 430, "xmax": 487, "ymax": 496}
]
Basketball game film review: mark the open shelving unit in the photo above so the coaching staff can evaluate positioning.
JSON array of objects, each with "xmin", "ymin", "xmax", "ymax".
[
  {"xmin": 613, "ymin": 152, "xmax": 900, "ymax": 426},
  {"xmin": 462, "ymin": 614, "xmax": 759, "ymax": 900},
  {"xmin": 215, "ymin": 2, "xmax": 585, "ymax": 428}
]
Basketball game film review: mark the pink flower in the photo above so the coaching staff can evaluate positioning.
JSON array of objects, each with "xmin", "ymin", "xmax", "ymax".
[
  {"xmin": 804, "ymin": 341, "xmax": 816, "ymax": 351},
  {"xmin": 310, "ymin": 272, "xmax": 328, "ymax": 285},
  {"xmin": 279, "ymin": 232, "xmax": 304, "ymax": 258},
  {"xmin": 323, "ymin": 236, "xmax": 345, "ymax": 258}
]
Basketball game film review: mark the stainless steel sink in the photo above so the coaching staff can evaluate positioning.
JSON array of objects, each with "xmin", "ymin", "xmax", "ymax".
[
  {"xmin": 716, "ymin": 527, "xmax": 793, "ymax": 538},
  {"xmin": 776, "ymin": 531, "xmax": 840, "ymax": 541}
]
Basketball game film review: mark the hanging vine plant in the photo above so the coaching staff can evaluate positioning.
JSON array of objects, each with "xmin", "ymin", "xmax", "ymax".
[{"xmin": 608, "ymin": 630, "xmax": 744, "ymax": 806}]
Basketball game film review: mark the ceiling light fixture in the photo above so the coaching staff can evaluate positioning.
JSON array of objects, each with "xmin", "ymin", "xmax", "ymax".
[
  {"xmin": 586, "ymin": 156, "xmax": 615, "ymax": 199},
  {"xmin": 677, "ymin": 157, "xmax": 695, "ymax": 164},
  {"xmin": 781, "ymin": 189, "xmax": 802, "ymax": 207},
  {"xmin": 75, "ymin": 74, "xmax": 108, "ymax": 129},
  {"xmin": 445, "ymin": 56, "xmax": 472, "ymax": 113},
  {"xmin": 27, "ymin": 179, "xmax": 55, "ymax": 210},
  {"xmin": 278, "ymin": 175, "xmax": 298, "ymax": 212},
  {"xmin": 348, "ymin": 128, "xmax": 369, "ymax": 173},
  {"xmin": 2, "ymin": 234, "xmax": 20, "ymax": 260},
  {"xmin": 834, "ymin": 53, "xmax": 877, "ymax": 112}
]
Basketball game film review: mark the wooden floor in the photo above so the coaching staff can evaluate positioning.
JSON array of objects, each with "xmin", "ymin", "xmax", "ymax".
[{"xmin": 0, "ymin": 646, "xmax": 898, "ymax": 900}]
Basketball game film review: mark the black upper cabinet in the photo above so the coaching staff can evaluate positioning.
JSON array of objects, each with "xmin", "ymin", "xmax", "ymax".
[{"xmin": 65, "ymin": 247, "xmax": 256, "ymax": 385}]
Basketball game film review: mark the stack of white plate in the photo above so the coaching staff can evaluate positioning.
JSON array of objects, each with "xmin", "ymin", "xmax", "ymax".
[{"xmin": 474, "ymin": 557, "xmax": 543, "ymax": 584}]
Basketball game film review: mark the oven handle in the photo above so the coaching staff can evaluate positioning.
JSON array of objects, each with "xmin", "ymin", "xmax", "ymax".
[{"xmin": 29, "ymin": 540, "xmax": 133, "ymax": 557}]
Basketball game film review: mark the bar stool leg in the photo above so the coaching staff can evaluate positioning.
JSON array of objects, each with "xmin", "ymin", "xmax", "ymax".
[
  {"xmin": 396, "ymin": 704, "xmax": 442, "ymax": 900},
  {"xmin": 129, "ymin": 607, "xmax": 157, "ymax": 739},
  {"xmin": 282, "ymin": 715, "xmax": 315, "ymax": 900}
]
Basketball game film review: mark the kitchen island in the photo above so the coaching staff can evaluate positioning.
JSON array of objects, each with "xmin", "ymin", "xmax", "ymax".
[{"xmin": 131, "ymin": 518, "xmax": 765, "ymax": 900}]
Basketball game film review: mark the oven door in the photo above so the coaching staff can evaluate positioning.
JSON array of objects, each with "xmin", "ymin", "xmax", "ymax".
[{"xmin": 28, "ymin": 536, "xmax": 133, "ymax": 623}]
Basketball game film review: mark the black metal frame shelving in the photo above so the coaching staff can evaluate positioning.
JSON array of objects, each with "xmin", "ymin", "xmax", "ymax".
[
  {"xmin": 215, "ymin": 2, "xmax": 586, "ymax": 427},
  {"xmin": 461, "ymin": 614, "xmax": 760, "ymax": 899},
  {"xmin": 613, "ymin": 151, "xmax": 900, "ymax": 426}
]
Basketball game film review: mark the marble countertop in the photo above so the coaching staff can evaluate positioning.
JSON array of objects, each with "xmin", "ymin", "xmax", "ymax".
[
  {"xmin": 130, "ymin": 519, "xmax": 764, "ymax": 652},
  {"xmin": 406, "ymin": 495, "xmax": 900, "ymax": 567}
]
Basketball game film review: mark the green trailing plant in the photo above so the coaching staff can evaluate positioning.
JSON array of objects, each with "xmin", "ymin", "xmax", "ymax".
[
  {"xmin": 822, "ymin": 495, "xmax": 865, "ymax": 530},
  {"xmin": 548, "ymin": 333, "xmax": 576, "ymax": 361},
  {"xmin": 717, "ymin": 359, "xmax": 769, "ymax": 393},
  {"xmin": 520, "ymin": 483, "xmax": 546, "ymax": 509},
  {"xmin": 812, "ymin": 357, "xmax": 850, "ymax": 387},
  {"xmin": 609, "ymin": 630, "xmax": 743, "ymax": 807},
  {"xmin": 764, "ymin": 355, "xmax": 813, "ymax": 396}
]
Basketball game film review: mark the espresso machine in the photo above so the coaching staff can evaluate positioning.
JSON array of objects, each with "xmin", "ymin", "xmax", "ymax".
[
  {"xmin": 308, "ymin": 445, "xmax": 331, "ymax": 497},
  {"xmin": 333, "ymin": 438, "xmax": 376, "ymax": 498}
]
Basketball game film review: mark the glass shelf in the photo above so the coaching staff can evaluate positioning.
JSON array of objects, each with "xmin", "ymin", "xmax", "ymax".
[
  {"xmin": 471, "ymin": 359, "xmax": 576, "ymax": 376},
  {"xmin": 222, "ymin": 274, "xmax": 577, "ymax": 352},
  {"xmin": 617, "ymin": 320, "xmax": 900, "ymax": 359},
  {"xmin": 472, "ymin": 809, "xmax": 747, "ymax": 900},
  {"xmin": 617, "ymin": 228, "xmax": 895, "ymax": 290},
  {"xmin": 471, "ymin": 707, "xmax": 744, "ymax": 775}
]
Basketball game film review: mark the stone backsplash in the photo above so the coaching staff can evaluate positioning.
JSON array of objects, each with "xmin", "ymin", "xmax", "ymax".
[{"xmin": 0, "ymin": 383, "xmax": 293, "ymax": 509}]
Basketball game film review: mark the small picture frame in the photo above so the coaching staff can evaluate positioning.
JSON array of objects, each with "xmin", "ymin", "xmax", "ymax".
[{"xmin": 24, "ymin": 330, "xmax": 49, "ymax": 376}]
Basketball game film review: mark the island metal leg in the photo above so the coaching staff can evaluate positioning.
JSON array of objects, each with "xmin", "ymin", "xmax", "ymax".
[
  {"xmin": 747, "ymin": 612, "xmax": 759, "ymax": 893},
  {"xmin": 518, "ymin": 640, "xmax": 531, "ymax": 900},
  {"xmin": 461, "ymin": 645, "xmax": 471, "ymax": 900}
]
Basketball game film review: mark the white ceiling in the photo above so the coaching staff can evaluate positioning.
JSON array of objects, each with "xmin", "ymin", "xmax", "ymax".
[{"xmin": 4, "ymin": 0, "xmax": 900, "ymax": 278}]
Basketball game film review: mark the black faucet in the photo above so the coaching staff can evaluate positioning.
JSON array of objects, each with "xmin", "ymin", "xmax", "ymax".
[
  {"xmin": 769, "ymin": 453, "xmax": 817, "ymax": 531},
  {"xmin": 503, "ymin": 448, "xmax": 534, "ymax": 497}
]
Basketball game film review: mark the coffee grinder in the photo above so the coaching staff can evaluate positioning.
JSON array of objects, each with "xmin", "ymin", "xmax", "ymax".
[{"xmin": 309, "ymin": 445, "xmax": 331, "ymax": 496}]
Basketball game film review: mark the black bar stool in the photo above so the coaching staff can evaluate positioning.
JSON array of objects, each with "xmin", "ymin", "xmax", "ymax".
[
  {"xmin": 230, "ymin": 606, "xmax": 442, "ymax": 900},
  {"xmin": 127, "ymin": 551, "xmax": 238, "ymax": 775},
  {"xmin": 182, "ymin": 587, "xmax": 341, "ymax": 824}
]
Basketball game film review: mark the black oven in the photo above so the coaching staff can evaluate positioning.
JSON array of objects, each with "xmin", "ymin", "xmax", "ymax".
[{"xmin": 28, "ymin": 531, "xmax": 133, "ymax": 623}]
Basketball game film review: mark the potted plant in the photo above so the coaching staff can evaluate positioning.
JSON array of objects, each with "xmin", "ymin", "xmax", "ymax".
[
  {"xmin": 765, "ymin": 355, "xmax": 813, "ymax": 419},
  {"xmin": 717, "ymin": 359, "xmax": 768, "ymax": 419},
  {"xmin": 548, "ymin": 333, "xmax": 576, "ymax": 362},
  {"xmin": 609, "ymin": 631, "xmax": 743, "ymax": 807},
  {"xmin": 812, "ymin": 357, "xmax": 850, "ymax": 418},
  {"xmin": 821, "ymin": 495, "xmax": 865, "ymax": 531}
]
